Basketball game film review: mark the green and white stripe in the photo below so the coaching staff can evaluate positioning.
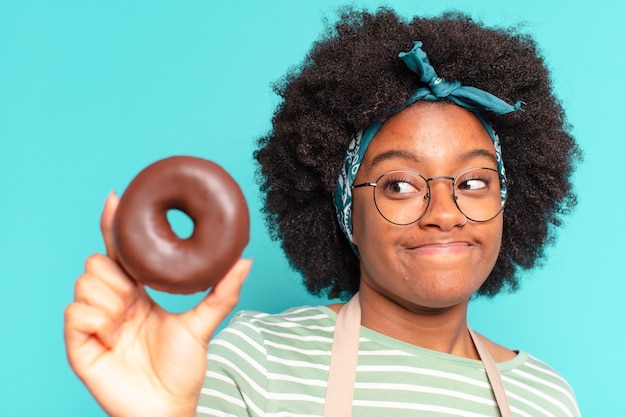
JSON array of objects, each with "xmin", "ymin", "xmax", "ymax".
[{"xmin": 198, "ymin": 306, "xmax": 580, "ymax": 417}]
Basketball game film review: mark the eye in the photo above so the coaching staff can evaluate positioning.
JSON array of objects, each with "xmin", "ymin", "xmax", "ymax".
[
  {"xmin": 456, "ymin": 169, "xmax": 497, "ymax": 195},
  {"xmin": 380, "ymin": 174, "xmax": 424, "ymax": 199},
  {"xmin": 386, "ymin": 180, "xmax": 415, "ymax": 193},
  {"xmin": 458, "ymin": 178, "xmax": 489, "ymax": 191}
]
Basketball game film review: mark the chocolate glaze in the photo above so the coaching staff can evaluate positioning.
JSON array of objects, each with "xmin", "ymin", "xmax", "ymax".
[{"xmin": 112, "ymin": 156, "xmax": 250, "ymax": 294}]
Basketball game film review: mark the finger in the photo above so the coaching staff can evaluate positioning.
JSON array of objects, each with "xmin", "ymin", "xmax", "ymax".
[
  {"xmin": 64, "ymin": 301, "xmax": 119, "ymax": 366},
  {"xmin": 80, "ymin": 254, "xmax": 140, "ymax": 312},
  {"xmin": 75, "ymin": 272, "xmax": 129, "ymax": 330},
  {"xmin": 100, "ymin": 191, "xmax": 120, "ymax": 262},
  {"xmin": 182, "ymin": 258, "xmax": 252, "ymax": 344},
  {"xmin": 76, "ymin": 253, "xmax": 152, "ymax": 340}
]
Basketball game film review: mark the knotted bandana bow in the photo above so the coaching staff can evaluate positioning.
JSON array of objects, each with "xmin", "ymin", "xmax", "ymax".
[
  {"xmin": 399, "ymin": 41, "xmax": 523, "ymax": 114},
  {"xmin": 334, "ymin": 41, "xmax": 523, "ymax": 253}
]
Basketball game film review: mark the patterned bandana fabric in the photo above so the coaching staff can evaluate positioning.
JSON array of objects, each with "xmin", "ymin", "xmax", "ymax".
[{"xmin": 333, "ymin": 41, "xmax": 523, "ymax": 253}]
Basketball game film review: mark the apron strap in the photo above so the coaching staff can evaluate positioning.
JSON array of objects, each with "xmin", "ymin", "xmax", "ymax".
[
  {"xmin": 323, "ymin": 293, "xmax": 512, "ymax": 417},
  {"xmin": 469, "ymin": 327, "xmax": 512, "ymax": 417},
  {"xmin": 323, "ymin": 293, "xmax": 361, "ymax": 417}
]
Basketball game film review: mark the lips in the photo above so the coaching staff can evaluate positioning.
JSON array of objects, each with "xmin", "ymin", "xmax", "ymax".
[{"xmin": 407, "ymin": 241, "xmax": 472, "ymax": 255}]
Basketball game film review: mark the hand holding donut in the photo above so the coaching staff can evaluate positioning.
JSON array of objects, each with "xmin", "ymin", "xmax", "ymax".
[{"xmin": 64, "ymin": 157, "xmax": 252, "ymax": 417}]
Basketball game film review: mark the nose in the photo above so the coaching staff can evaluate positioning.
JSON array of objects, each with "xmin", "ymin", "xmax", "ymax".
[{"xmin": 418, "ymin": 176, "xmax": 466, "ymax": 230}]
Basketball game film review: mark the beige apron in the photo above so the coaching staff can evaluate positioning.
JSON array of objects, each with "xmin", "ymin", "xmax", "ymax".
[{"xmin": 323, "ymin": 293, "xmax": 512, "ymax": 417}]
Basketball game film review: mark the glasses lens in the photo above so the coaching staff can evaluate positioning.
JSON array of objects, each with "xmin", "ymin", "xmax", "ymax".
[
  {"xmin": 373, "ymin": 171, "xmax": 428, "ymax": 225},
  {"xmin": 371, "ymin": 168, "xmax": 505, "ymax": 225},
  {"xmin": 454, "ymin": 168, "xmax": 504, "ymax": 221}
]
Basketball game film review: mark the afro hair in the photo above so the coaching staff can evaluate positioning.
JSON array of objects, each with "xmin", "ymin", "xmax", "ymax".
[{"xmin": 254, "ymin": 6, "xmax": 581, "ymax": 300}]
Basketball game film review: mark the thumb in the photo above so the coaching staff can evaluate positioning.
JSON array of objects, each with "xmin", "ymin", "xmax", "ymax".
[
  {"xmin": 100, "ymin": 191, "xmax": 120, "ymax": 262},
  {"xmin": 182, "ymin": 258, "xmax": 252, "ymax": 344}
]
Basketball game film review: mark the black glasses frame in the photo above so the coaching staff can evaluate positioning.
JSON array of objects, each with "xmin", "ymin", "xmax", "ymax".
[{"xmin": 352, "ymin": 167, "xmax": 506, "ymax": 225}]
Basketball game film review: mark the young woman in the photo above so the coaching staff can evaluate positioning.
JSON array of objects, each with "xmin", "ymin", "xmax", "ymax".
[{"xmin": 65, "ymin": 7, "xmax": 581, "ymax": 416}]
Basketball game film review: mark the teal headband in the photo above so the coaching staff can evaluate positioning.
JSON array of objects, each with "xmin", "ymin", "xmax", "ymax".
[{"xmin": 334, "ymin": 41, "xmax": 523, "ymax": 252}]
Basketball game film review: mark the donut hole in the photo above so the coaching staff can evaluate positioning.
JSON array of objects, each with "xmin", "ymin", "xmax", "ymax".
[{"xmin": 166, "ymin": 208, "xmax": 194, "ymax": 239}]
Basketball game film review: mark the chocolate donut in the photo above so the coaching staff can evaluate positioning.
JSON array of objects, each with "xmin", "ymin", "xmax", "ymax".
[{"xmin": 112, "ymin": 156, "xmax": 250, "ymax": 294}]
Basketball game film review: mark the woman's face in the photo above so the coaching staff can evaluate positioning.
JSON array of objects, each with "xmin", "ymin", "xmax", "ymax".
[{"xmin": 351, "ymin": 102, "xmax": 503, "ymax": 311}]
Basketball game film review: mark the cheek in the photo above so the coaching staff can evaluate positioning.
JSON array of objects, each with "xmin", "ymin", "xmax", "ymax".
[
  {"xmin": 351, "ymin": 192, "xmax": 384, "ymax": 249},
  {"xmin": 485, "ymin": 217, "xmax": 504, "ymax": 265}
]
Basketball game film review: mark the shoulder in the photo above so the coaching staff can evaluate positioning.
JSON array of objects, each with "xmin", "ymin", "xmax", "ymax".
[
  {"xmin": 499, "ymin": 350, "xmax": 580, "ymax": 416},
  {"xmin": 207, "ymin": 305, "xmax": 336, "ymax": 379},
  {"xmin": 211, "ymin": 305, "xmax": 336, "ymax": 346},
  {"xmin": 477, "ymin": 333, "xmax": 575, "ymax": 393},
  {"xmin": 475, "ymin": 333, "xmax": 580, "ymax": 416},
  {"xmin": 231, "ymin": 305, "xmax": 335, "ymax": 330},
  {"xmin": 209, "ymin": 305, "xmax": 338, "ymax": 390},
  {"xmin": 506, "ymin": 352, "xmax": 578, "ymax": 394},
  {"xmin": 475, "ymin": 332, "xmax": 518, "ymax": 362}
]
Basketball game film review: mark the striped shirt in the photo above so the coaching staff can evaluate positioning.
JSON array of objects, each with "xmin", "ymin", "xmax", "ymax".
[{"xmin": 198, "ymin": 306, "xmax": 580, "ymax": 417}]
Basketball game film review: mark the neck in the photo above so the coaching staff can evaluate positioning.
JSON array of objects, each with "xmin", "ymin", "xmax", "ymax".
[{"xmin": 358, "ymin": 283, "xmax": 478, "ymax": 359}]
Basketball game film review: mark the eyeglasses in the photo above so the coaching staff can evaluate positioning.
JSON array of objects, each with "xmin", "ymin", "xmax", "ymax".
[{"xmin": 352, "ymin": 167, "xmax": 506, "ymax": 225}]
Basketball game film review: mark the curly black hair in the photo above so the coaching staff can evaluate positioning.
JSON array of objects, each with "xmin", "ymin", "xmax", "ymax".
[{"xmin": 254, "ymin": 6, "xmax": 581, "ymax": 300}]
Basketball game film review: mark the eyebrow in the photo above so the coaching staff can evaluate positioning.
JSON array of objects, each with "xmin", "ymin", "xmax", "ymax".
[
  {"xmin": 367, "ymin": 147, "xmax": 498, "ymax": 169},
  {"xmin": 458, "ymin": 149, "xmax": 498, "ymax": 165},
  {"xmin": 368, "ymin": 150, "xmax": 420, "ymax": 169}
]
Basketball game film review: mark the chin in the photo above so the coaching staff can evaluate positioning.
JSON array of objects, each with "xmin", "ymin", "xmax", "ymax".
[
  {"xmin": 404, "ymin": 291, "xmax": 473, "ymax": 310},
  {"xmin": 402, "ymin": 278, "xmax": 486, "ymax": 309}
]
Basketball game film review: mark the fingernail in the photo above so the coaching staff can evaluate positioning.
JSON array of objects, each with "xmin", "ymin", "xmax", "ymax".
[{"xmin": 105, "ymin": 191, "xmax": 119, "ymax": 207}]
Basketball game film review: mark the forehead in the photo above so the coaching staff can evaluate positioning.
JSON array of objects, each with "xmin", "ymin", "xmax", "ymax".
[{"xmin": 361, "ymin": 103, "xmax": 496, "ymax": 170}]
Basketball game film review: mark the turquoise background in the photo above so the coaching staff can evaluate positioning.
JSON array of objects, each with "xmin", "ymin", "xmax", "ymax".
[{"xmin": 1, "ymin": 0, "xmax": 623, "ymax": 415}]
